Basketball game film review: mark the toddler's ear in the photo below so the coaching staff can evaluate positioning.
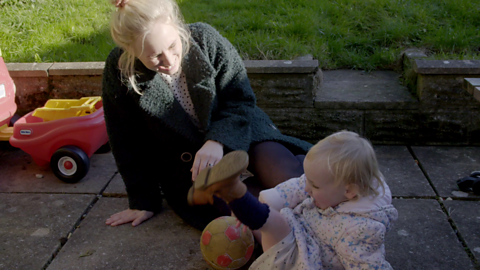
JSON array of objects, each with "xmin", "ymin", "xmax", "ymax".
[{"xmin": 345, "ymin": 184, "xmax": 359, "ymax": 200}]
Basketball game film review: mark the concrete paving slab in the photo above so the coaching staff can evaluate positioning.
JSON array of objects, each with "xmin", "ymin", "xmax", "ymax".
[
  {"xmin": 0, "ymin": 147, "xmax": 117, "ymax": 194},
  {"xmin": 375, "ymin": 146, "xmax": 435, "ymax": 197},
  {"xmin": 411, "ymin": 146, "xmax": 480, "ymax": 198},
  {"xmin": 0, "ymin": 193, "xmax": 95, "ymax": 270},
  {"xmin": 102, "ymin": 173, "xmax": 126, "ymax": 197},
  {"xmin": 443, "ymin": 200, "xmax": 480, "ymax": 262},
  {"xmin": 46, "ymin": 197, "xmax": 209, "ymax": 270},
  {"xmin": 386, "ymin": 199, "xmax": 475, "ymax": 269}
]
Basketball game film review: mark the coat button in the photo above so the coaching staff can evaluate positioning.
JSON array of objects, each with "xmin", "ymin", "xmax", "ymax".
[{"xmin": 180, "ymin": 152, "xmax": 193, "ymax": 162}]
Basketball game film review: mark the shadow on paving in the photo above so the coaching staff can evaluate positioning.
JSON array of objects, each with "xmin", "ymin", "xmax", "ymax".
[
  {"xmin": 46, "ymin": 198, "xmax": 208, "ymax": 270},
  {"xmin": 0, "ymin": 193, "xmax": 96, "ymax": 269}
]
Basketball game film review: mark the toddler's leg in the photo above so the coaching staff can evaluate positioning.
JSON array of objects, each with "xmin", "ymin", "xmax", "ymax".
[
  {"xmin": 194, "ymin": 150, "xmax": 292, "ymax": 251},
  {"xmin": 258, "ymin": 208, "xmax": 291, "ymax": 251},
  {"xmin": 221, "ymin": 182, "xmax": 291, "ymax": 252}
]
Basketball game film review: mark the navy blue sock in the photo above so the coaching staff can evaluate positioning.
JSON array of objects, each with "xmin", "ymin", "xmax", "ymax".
[{"xmin": 228, "ymin": 192, "xmax": 270, "ymax": 230}]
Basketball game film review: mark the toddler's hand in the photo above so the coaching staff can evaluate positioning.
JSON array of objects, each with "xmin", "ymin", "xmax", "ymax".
[{"xmin": 106, "ymin": 209, "xmax": 154, "ymax": 227}]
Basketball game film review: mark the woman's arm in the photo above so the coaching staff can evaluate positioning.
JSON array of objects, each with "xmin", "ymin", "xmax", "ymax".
[{"xmin": 102, "ymin": 48, "xmax": 164, "ymax": 214}]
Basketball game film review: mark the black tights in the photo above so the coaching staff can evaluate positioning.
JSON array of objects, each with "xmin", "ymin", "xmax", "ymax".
[{"xmin": 246, "ymin": 141, "xmax": 305, "ymax": 196}]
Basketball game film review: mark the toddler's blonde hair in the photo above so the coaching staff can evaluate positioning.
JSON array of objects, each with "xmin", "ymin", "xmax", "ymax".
[
  {"xmin": 109, "ymin": 0, "xmax": 190, "ymax": 94},
  {"xmin": 306, "ymin": 131, "xmax": 385, "ymax": 197}
]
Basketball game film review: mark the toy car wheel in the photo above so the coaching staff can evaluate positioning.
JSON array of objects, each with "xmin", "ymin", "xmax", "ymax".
[{"xmin": 50, "ymin": 146, "xmax": 90, "ymax": 183}]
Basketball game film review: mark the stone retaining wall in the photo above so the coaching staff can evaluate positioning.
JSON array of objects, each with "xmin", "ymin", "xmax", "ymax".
[
  {"xmin": 411, "ymin": 59, "xmax": 480, "ymax": 145},
  {"xmin": 6, "ymin": 60, "xmax": 323, "ymax": 141},
  {"xmin": 7, "ymin": 62, "xmax": 105, "ymax": 115},
  {"xmin": 6, "ymin": 57, "xmax": 480, "ymax": 145}
]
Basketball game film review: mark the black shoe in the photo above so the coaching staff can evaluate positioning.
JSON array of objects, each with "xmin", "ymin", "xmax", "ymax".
[{"xmin": 456, "ymin": 171, "xmax": 480, "ymax": 195}]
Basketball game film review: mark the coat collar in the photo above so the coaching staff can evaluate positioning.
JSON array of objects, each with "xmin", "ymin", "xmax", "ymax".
[
  {"xmin": 182, "ymin": 40, "xmax": 217, "ymax": 130},
  {"xmin": 133, "ymin": 39, "xmax": 216, "ymax": 142}
]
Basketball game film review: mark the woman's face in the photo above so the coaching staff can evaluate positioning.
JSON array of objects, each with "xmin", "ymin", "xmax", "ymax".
[{"xmin": 134, "ymin": 20, "xmax": 183, "ymax": 75}]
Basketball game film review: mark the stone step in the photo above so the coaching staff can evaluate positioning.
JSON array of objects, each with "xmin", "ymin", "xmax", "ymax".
[
  {"xmin": 464, "ymin": 77, "xmax": 480, "ymax": 102},
  {"xmin": 315, "ymin": 70, "xmax": 418, "ymax": 110}
]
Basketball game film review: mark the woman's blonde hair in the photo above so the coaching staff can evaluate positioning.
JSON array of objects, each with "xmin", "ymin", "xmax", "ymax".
[
  {"xmin": 306, "ymin": 131, "xmax": 385, "ymax": 198},
  {"xmin": 109, "ymin": 0, "xmax": 190, "ymax": 94}
]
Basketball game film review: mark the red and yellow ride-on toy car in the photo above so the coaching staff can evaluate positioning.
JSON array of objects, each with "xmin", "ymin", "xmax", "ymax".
[
  {"xmin": 0, "ymin": 49, "xmax": 109, "ymax": 183},
  {"xmin": 0, "ymin": 49, "xmax": 17, "ymax": 141}
]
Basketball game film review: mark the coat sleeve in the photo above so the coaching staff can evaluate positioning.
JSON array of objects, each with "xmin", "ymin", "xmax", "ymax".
[
  {"xmin": 102, "ymin": 48, "xmax": 163, "ymax": 213},
  {"xmin": 193, "ymin": 23, "xmax": 256, "ymax": 151},
  {"xmin": 259, "ymin": 175, "xmax": 309, "ymax": 210},
  {"xmin": 336, "ymin": 221, "xmax": 393, "ymax": 270}
]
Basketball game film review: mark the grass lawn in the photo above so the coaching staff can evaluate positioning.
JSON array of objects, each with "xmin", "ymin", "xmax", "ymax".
[{"xmin": 1, "ymin": 0, "xmax": 479, "ymax": 70}]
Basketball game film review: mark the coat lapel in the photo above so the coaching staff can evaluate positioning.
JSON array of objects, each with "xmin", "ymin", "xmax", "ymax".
[
  {"xmin": 133, "ymin": 41, "xmax": 216, "ymax": 142},
  {"xmin": 182, "ymin": 40, "xmax": 217, "ymax": 131}
]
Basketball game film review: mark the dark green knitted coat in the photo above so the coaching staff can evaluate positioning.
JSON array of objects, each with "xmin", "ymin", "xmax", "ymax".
[{"xmin": 102, "ymin": 23, "xmax": 312, "ymax": 213}]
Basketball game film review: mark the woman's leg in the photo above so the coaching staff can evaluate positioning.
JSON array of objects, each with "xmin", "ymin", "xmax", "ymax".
[
  {"xmin": 248, "ymin": 141, "xmax": 305, "ymax": 188},
  {"xmin": 161, "ymin": 160, "xmax": 231, "ymax": 230}
]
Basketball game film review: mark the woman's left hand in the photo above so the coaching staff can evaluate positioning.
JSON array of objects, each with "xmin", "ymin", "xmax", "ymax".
[{"xmin": 191, "ymin": 140, "xmax": 224, "ymax": 181}]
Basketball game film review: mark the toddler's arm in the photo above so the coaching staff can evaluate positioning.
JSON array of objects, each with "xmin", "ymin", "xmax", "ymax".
[
  {"xmin": 259, "ymin": 175, "xmax": 309, "ymax": 211},
  {"xmin": 336, "ymin": 222, "xmax": 393, "ymax": 270}
]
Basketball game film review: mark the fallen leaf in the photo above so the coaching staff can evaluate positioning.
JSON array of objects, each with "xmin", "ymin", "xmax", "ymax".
[{"xmin": 79, "ymin": 250, "xmax": 96, "ymax": 258}]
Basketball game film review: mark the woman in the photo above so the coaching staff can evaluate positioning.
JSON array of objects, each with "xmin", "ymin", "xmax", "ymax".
[{"xmin": 103, "ymin": 0, "xmax": 312, "ymax": 230}]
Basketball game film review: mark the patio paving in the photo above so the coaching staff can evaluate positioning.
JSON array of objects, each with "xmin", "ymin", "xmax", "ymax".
[{"xmin": 1, "ymin": 142, "xmax": 479, "ymax": 269}]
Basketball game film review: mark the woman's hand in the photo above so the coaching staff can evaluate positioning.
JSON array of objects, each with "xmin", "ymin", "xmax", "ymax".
[
  {"xmin": 105, "ymin": 209, "xmax": 154, "ymax": 227},
  {"xmin": 191, "ymin": 140, "xmax": 224, "ymax": 181}
]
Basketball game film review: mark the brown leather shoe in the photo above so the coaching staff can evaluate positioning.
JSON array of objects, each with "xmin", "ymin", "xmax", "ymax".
[
  {"xmin": 187, "ymin": 150, "xmax": 249, "ymax": 206},
  {"xmin": 187, "ymin": 185, "xmax": 214, "ymax": 205}
]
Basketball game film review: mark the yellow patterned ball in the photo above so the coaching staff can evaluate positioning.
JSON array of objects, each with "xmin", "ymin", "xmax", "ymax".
[{"xmin": 200, "ymin": 216, "xmax": 255, "ymax": 270}]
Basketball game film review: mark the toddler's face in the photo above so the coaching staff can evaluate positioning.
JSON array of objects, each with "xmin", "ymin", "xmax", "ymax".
[
  {"xmin": 304, "ymin": 159, "xmax": 355, "ymax": 210},
  {"xmin": 134, "ymin": 20, "xmax": 182, "ymax": 75}
]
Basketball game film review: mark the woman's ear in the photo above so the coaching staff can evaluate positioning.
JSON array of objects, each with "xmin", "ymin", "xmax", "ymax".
[{"xmin": 345, "ymin": 184, "xmax": 359, "ymax": 200}]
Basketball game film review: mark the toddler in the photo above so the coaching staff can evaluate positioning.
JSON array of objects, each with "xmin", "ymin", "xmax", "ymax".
[{"xmin": 192, "ymin": 131, "xmax": 398, "ymax": 269}]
